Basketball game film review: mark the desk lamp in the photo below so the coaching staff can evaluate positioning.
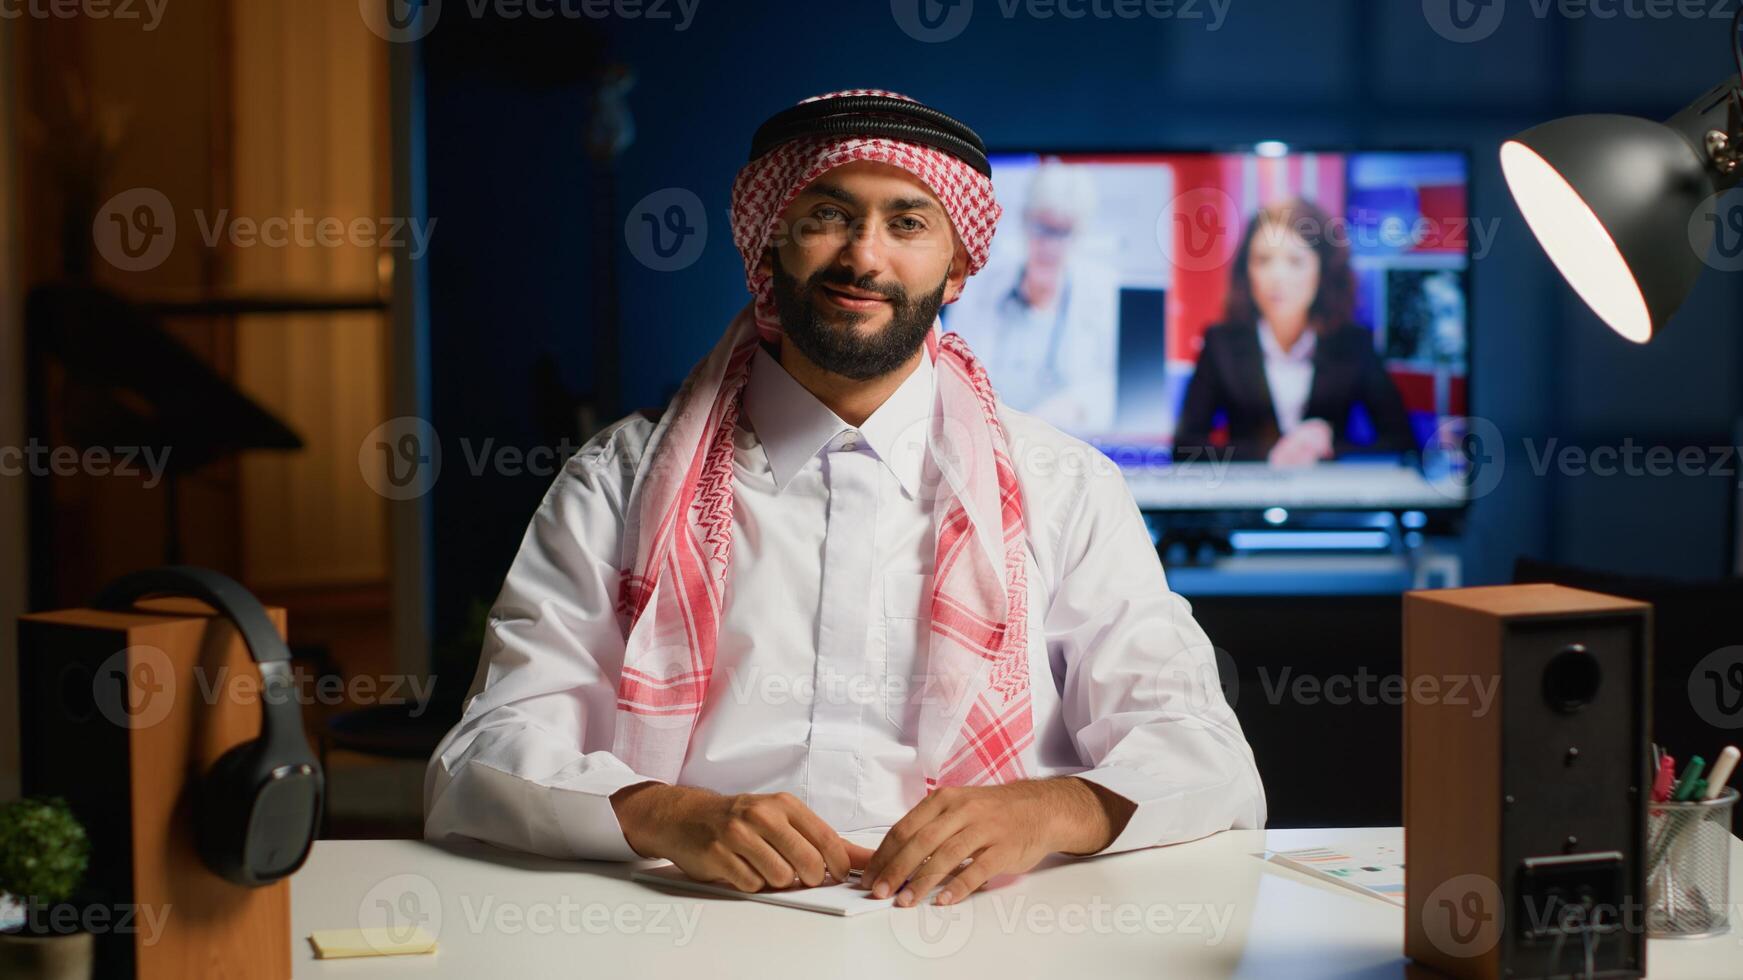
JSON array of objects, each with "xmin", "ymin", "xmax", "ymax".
[{"xmin": 1500, "ymin": 10, "xmax": 1743, "ymax": 342}]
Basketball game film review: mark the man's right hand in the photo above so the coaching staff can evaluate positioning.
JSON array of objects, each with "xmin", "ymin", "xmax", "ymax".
[{"xmin": 609, "ymin": 782, "xmax": 865, "ymax": 892}]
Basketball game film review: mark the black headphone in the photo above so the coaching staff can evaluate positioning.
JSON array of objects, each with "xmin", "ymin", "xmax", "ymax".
[
  {"xmin": 93, "ymin": 566, "xmax": 323, "ymax": 887},
  {"xmin": 748, "ymin": 94, "xmax": 992, "ymax": 177}
]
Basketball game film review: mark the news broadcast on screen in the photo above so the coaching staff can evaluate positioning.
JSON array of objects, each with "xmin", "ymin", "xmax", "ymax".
[{"xmin": 943, "ymin": 149, "xmax": 1474, "ymax": 510}]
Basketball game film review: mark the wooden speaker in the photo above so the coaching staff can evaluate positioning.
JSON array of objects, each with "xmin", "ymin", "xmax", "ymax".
[
  {"xmin": 1403, "ymin": 584, "xmax": 1650, "ymax": 979},
  {"xmin": 16, "ymin": 599, "xmax": 292, "ymax": 979}
]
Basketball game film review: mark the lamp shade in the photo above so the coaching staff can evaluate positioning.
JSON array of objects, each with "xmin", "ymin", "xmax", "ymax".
[{"xmin": 1501, "ymin": 113, "xmax": 1720, "ymax": 343}]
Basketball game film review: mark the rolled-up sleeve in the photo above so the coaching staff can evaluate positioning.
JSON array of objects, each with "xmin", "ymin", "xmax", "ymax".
[
  {"xmin": 1047, "ymin": 462, "xmax": 1267, "ymax": 855},
  {"xmin": 423, "ymin": 419, "xmax": 663, "ymax": 861}
]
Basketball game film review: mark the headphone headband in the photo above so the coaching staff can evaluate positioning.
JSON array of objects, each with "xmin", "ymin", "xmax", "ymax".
[
  {"xmin": 92, "ymin": 564, "xmax": 307, "ymax": 750},
  {"xmin": 94, "ymin": 566, "xmax": 291, "ymax": 663},
  {"xmin": 748, "ymin": 94, "xmax": 992, "ymax": 178}
]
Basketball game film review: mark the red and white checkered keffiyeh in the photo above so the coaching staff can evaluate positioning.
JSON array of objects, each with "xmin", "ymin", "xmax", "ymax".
[{"xmin": 612, "ymin": 89, "xmax": 1033, "ymax": 794}]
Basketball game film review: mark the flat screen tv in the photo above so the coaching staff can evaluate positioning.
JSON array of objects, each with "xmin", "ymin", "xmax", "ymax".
[{"xmin": 943, "ymin": 148, "xmax": 1476, "ymax": 512}]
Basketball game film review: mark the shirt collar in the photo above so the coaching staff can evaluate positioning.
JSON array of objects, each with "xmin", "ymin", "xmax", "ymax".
[
  {"xmin": 742, "ymin": 342, "xmax": 935, "ymax": 498},
  {"xmin": 1257, "ymin": 318, "xmax": 1317, "ymax": 364}
]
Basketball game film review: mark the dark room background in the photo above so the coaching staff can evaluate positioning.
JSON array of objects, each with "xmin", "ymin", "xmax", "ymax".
[
  {"xmin": 423, "ymin": 1, "xmax": 1743, "ymax": 634},
  {"xmin": 9, "ymin": 0, "xmax": 1738, "ymax": 832},
  {"xmin": 412, "ymin": 2, "xmax": 1743, "ymax": 827}
]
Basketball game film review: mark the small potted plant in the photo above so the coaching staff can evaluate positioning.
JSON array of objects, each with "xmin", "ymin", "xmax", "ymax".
[{"xmin": 0, "ymin": 797, "xmax": 93, "ymax": 980}]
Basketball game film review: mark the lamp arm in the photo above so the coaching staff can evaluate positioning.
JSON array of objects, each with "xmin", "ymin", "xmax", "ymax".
[
  {"xmin": 1670, "ymin": 7, "xmax": 1743, "ymax": 189},
  {"xmin": 1663, "ymin": 78, "xmax": 1743, "ymax": 193}
]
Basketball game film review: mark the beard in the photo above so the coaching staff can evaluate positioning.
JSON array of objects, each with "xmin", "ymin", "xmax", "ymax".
[{"xmin": 768, "ymin": 252, "xmax": 947, "ymax": 381}]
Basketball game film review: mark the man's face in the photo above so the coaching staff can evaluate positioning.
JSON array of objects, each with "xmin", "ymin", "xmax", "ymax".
[{"xmin": 761, "ymin": 159, "xmax": 970, "ymax": 381}]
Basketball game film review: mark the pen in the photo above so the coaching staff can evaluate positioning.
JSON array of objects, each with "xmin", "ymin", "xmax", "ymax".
[
  {"xmin": 1651, "ymin": 754, "xmax": 1677, "ymax": 803},
  {"xmin": 1671, "ymin": 755, "xmax": 1706, "ymax": 802},
  {"xmin": 1647, "ymin": 758, "xmax": 1703, "ymax": 885},
  {"xmin": 1702, "ymin": 745, "xmax": 1739, "ymax": 801}
]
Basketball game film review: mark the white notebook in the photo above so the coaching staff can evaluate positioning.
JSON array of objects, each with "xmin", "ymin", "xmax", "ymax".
[
  {"xmin": 1265, "ymin": 837, "xmax": 1406, "ymax": 907},
  {"xmin": 630, "ymin": 864, "xmax": 943, "ymax": 916}
]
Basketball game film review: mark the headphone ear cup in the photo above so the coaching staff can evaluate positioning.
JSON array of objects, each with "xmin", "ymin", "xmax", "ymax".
[{"xmin": 195, "ymin": 739, "xmax": 263, "ymax": 885}]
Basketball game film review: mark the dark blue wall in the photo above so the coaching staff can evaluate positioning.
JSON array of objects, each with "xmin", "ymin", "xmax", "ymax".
[{"xmin": 421, "ymin": 0, "xmax": 1743, "ymax": 644}]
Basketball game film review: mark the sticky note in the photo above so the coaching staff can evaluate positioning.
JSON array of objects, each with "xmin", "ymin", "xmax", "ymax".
[{"xmin": 309, "ymin": 927, "xmax": 438, "ymax": 959}]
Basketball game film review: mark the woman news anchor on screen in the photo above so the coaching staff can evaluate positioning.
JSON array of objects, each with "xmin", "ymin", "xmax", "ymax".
[{"xmin": 1172, "ymin": 199, "xmax": 1413, "ymax": 466}]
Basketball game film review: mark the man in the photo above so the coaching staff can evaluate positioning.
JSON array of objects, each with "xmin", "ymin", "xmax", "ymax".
[
  {"xmin": 946, "ymin": 160, "xmax": 1120, "ymax": 432},
  {"xmin": 425, "ymin": 90, "xmax": 1265, "ymax": 910}
]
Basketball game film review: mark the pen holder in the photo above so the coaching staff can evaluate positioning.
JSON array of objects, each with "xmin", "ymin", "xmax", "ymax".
[{"xmin": 1645, "ymin": 787, "xmax": 1737, "ymax": 939}]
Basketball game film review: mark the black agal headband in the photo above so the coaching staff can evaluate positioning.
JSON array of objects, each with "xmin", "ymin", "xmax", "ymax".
[{"xmin": 747, "ymin": 94, "xmax": 992, "ymax": 178}]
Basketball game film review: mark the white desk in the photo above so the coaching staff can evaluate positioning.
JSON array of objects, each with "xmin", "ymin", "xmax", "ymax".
[{"xmin": 291, "ymin": 828, "xmax": 1743, "ymax": 978}]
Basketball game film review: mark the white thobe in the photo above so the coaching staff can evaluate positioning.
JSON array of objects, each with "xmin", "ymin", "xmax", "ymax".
[{"xmin": 425, "ymin": 341, "xmax": 1266, "ymax": 860}]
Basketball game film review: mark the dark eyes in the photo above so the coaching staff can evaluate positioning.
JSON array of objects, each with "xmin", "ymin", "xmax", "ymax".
[{"xmin": 813, "ymin": 207, "xmax": 926, "ymax": 234}]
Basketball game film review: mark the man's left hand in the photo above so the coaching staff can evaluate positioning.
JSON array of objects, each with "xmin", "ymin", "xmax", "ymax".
[{"xmin": 858, "ymin": 778, "xmax": 1134, "ymax": 907}]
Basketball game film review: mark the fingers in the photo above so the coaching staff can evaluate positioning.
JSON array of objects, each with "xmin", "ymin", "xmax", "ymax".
[
  {"xmin": 699, "ymin": 848, "xmax": 766, "ymax": 893},
  {"xmin": 867, "ymin": 804, "xmax": 968, "ymax": 900},
  {"xmin": 726, "ymin": 823, "xmax": 799, "ymax": 890},
  {"xmin": 892, "ymin": 829, "xmax": 983, "ymax": 907},
  {"xmin": 758, "ymin": 818, "xmax": 829, "ymax": 887},
  {"xmin": 933, "ymin": 845, "xmax": 1008, "ymax": 906},
  {"xmin": 843, "ymin": 842, "xmax": 876, "ymax": 872},
  {"xmin": 778, "ymin": 796, "xmax": 852, "ymax": 884},
  {"xmin": 863, "ymin": 792, "xmax": 943, "ymax": 885}
]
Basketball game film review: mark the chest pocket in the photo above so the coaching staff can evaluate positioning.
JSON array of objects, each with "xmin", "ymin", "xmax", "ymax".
[
  {"xmin": 880, "ymin": 563, "xmax": 1048, "ymax": 734},
  {"xmin": 881, "ymin": 570, "xmax": 932, "ymax": 732}
]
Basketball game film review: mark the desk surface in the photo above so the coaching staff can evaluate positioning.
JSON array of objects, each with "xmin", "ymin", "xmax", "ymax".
[{"xmin": 291, "ymin": 828, "xmax": 1743, "ymax": 979}]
